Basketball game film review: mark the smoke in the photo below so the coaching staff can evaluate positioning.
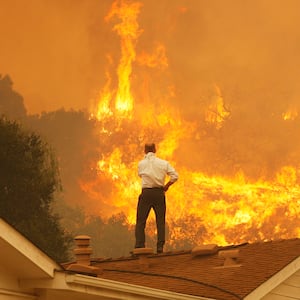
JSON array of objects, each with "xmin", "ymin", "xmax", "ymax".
[
  {"xmin": 2, "ymin": 0, "xmax": 300, "ymax": 248},
  {"xmin": 0, "ymin": 0, "xmax": 298, "ymax": 112},
  {"xmin": 0, "ymin": 0, "xmax": 111, "ymax": 113},
  {"xmin": 137, "ymin": 0, "xmax": 300, "ymax": 120},
  {"xmin": 2, "ymin": 0, "xmax": 300, "ymax": 180}
]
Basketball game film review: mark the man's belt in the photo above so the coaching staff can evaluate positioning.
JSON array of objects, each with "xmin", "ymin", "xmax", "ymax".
[{"xmin": 142, "ymin": 186, "xmax": 164, "ymax": 191}]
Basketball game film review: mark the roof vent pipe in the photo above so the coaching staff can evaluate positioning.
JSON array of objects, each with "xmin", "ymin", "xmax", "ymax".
[
  {"xmin": 218, "ymin": 249, "xmax": 241, "ymax": 267},
  {"xmin": 132, "ymin": 247, "xmax": 153, "ymax": 269},
  {"xmin": 191, "ymin": 244, "xmax": 218, "ymax": 257}
]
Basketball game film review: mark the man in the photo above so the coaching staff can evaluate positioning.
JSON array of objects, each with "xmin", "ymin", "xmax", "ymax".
[{"xmin": 135, "ymin": 143, "xmax": 178, "ymax": 254}]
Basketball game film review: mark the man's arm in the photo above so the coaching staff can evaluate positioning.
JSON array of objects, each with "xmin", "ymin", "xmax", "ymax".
[
  {"xmin": 164, "ymin": 180, "xmax": 175, "ymax": 191},
  {"xmin": 164, "ymin": 162, "xmax": 178, "ymax": 191}
]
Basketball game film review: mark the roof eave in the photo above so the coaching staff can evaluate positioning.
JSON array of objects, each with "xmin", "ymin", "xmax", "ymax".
[
  {"xmin": 0, "ymin": 218, "xmax": 61, "ymax": 278},
  {"xmin": 244, "ymin": 255, "xmax": 300, "ymax": 299},
  {"xmin": 21, "ymin": 271, "xmax": 216, "ymax": 300}
]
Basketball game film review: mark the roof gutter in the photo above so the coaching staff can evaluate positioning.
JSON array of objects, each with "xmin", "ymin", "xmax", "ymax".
[
  {"xmin": 66, "ymin": 273, "xmax": 215, "ymax": 300},
  {"xmin": 21, "ymin": 271, "xmax": 214, "ymax": 300}
]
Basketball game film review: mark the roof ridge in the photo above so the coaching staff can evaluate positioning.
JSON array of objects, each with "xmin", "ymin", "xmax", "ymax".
[{"xmin": 83, "ymin": 238, "xmax": 300, "ymax": 264}]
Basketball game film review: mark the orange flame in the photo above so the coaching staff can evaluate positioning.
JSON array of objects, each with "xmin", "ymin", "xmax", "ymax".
[
  {"xmin": 137, "ymin": 42, "xmax": 168, "ymax": 70},
  {"xmin": 205, "ymin": 85, "xmax": 230, "ymax": 129},
  {"xmin": 104, "ymin": 0, "xmax": 143, "ymax": 117},
  {"xmin": 283, "ymin": 106, "xmax": 298, "ymax": 121},
  {"xmin": 84, "ymin": 0, "xmax": 300, "ymax": 249}
]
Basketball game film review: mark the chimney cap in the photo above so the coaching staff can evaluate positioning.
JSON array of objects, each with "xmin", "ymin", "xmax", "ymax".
[{"xmin": 74, "ymin": 235, "xmax": 91, "ymax": 240}]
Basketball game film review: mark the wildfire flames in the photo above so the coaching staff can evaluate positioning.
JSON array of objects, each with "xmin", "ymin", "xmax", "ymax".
[{"xmin": 80, "ymin": 0, "xmax": 300, "ymax": 249}]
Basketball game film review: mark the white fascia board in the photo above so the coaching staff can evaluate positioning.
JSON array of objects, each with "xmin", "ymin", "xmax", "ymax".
[
  {"xmin": 0, "ymin": 218, "xmax": 61, "ymax": 278},
  {"xmin": 244, "ymin": 256, "xmax": 300, "ymax": 300},
  {"xmin": 21, "ymin": 271, "xmax": 215, "ymax": 300}
]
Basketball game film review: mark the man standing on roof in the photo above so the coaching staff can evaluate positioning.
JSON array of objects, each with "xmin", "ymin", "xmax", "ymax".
[{"xmin": 135, "ymin": 143, "xmax": 178, "ymax": 254}]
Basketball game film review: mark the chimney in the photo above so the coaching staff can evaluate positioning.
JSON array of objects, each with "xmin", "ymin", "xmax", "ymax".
[
  {"xmin": 73, "ymin": 235, "xmax": 93, "ymax": 266},
  {"xmin": 217, "ymin": 249, "xmax": 241, "ymax": 268},
  {"xmin": 66, "ymin": 235, "xmax": 101, "ymax": 275}
]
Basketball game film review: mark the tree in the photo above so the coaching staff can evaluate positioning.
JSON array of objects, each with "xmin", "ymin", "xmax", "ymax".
[
  {"xmin": 0, "ymin": 117, "xmax": 72, "ymax": 262},
  {"xmin": 25, "ymin": 109, "xmax": 99, "ymax": 210},
  {"xmin": 65, "ymin": 210, "xmax": 135, "ymax": 259},
  {"xmin": 99, "ymin": 213, "xmax": 135, "ymax": 258},
  {"xmin": 0, "ymin": 74, "xmax": 27, "ymax": 119}
]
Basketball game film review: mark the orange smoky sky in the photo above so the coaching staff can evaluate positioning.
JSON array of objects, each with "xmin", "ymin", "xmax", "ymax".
[
  {"xmin": 0, "ymin": 0, "xmax": 300, "ymax": 118},
  {"xmin": 3, "ymin": 0, "xmax": 300, "ymax": 247}
]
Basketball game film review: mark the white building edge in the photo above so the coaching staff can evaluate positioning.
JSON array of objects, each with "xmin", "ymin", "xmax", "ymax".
[{"xmin": 0, "ymin": 218, "xmax": 299, "ymax": 300}]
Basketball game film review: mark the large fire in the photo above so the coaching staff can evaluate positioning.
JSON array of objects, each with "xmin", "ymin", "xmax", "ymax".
[{"xmin": 81, "ymin": 0, "xmax": 300, "ymax": 249}]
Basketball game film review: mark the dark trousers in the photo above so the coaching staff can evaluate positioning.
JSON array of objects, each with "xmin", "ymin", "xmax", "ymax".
[{"xmin": 135, "ymin": 188, "xmax": 166, "ymax": 249}]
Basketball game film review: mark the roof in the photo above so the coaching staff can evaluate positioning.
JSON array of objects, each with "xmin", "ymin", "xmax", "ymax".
[
  {"xmin": 1, "ymin": 217, "xmax": 300, "ymax": 300},
  {"xmin": 64, "ymin": 239, "xmax": 300, "ymax": 300}
]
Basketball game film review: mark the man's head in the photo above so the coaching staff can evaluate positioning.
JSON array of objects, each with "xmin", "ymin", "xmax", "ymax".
[{"xmin": 144, "ymin": 143, "xmax": 156, "ymax": 154}]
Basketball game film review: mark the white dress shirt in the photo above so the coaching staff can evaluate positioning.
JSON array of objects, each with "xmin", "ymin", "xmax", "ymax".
[{"xmin": 138, "ymin": 152, "xmax": 178, "ymax": 188}]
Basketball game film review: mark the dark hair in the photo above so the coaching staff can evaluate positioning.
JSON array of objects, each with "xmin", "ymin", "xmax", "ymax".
[{"xmin": 144, "ymin": 143, "xmax": 156, "ymax": 153}]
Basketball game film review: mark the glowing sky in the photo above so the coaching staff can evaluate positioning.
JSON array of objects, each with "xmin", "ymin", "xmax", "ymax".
[{"xmin": 1, "ymin": 0, "xmax": 300, "ymax": 116}]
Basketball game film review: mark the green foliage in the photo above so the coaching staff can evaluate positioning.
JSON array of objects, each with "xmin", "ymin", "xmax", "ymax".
[
  {"xmin": 63, "ymin": 208, "xmax": 134, "ymax": 258},
  {"xmin": 25, "ymin": 108, "xmax": 99, "ymax": 209},
  {"xmin": 0, "ymin": 117, "xmax": 72, "ymax": 262},
  {"xmin": 98, "ymin": 213, "xmax": 135, "ymax": 258}
]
